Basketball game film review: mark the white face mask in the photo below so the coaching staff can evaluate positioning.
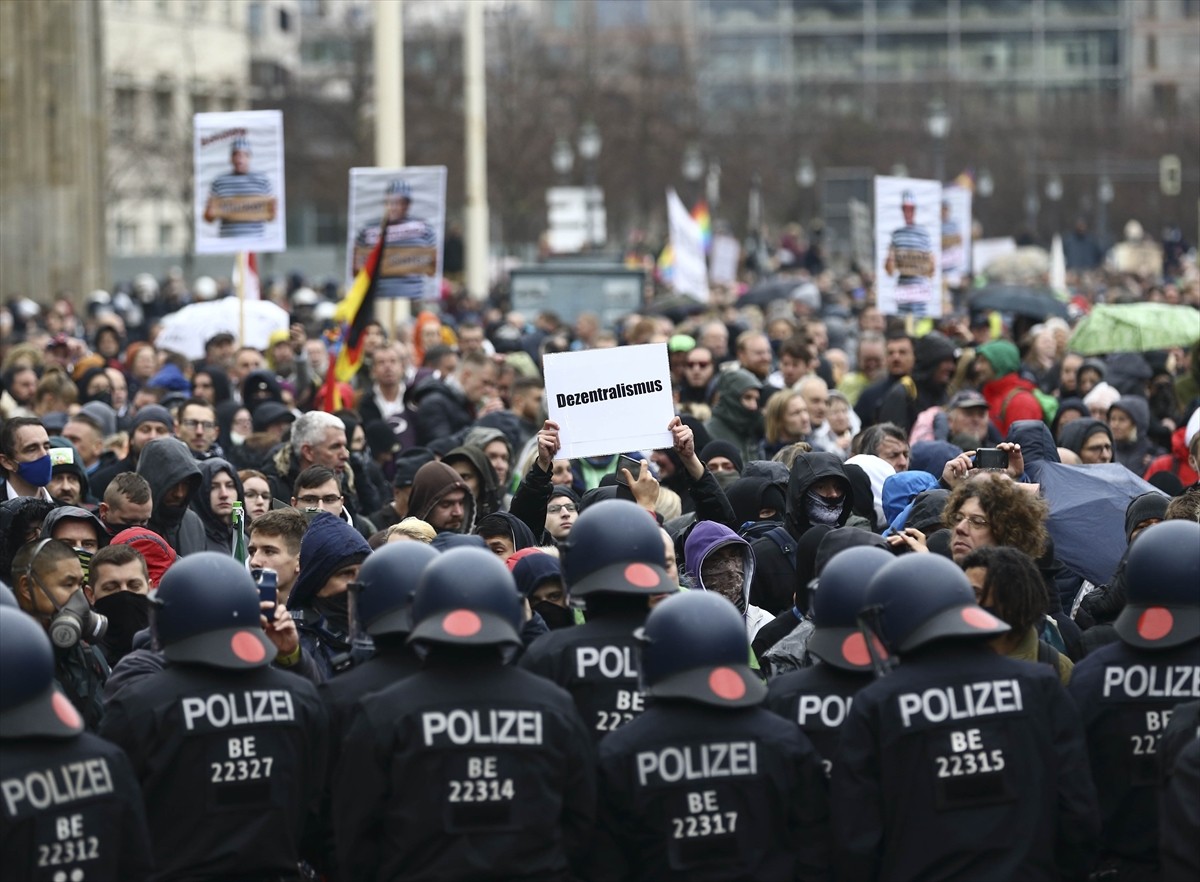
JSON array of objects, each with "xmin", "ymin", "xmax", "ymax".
[{"xmin": 230, "ymin": 431, "xmax": 247, "ymax": 446}]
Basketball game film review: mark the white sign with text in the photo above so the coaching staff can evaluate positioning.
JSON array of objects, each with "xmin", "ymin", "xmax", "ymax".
[{"xmin": 544, "ymin": 343, "xmax": 674, "ymax": 460}]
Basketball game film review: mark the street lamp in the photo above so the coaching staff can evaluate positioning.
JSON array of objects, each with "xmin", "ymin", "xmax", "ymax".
[
  {"xmin": 977, "ymin": 169, "xmax": 994, "ymax": 198},
  {"xmin": 551, "ymin": 137, "xmax": 574, "ymax": 179},
  {"xmin": 927, "ymin": 100, "xmax": 950, "ymax": 183},
  {"xmin": 795, "ymin": 156, "xmax": 816, "ymax": 189},
  {"xmin": 1097, "ymin": 174, "xmax": 1114, "ymax": 243},
  {"xmin": 576, "ymin": 121, "xmax": 602, "ymax": 248}
]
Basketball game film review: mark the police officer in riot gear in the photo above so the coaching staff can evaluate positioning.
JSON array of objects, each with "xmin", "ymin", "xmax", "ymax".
[
  {"xmin": 766, "ymin": 545, "xmax": 894, "ymax": 777},
  {"xmin": 99, "ymin": 552, "xmax": 329, "ymax": 881},
  {"xmin": 0, "ymin": 601, "xmax": 153, "ymax": 882},
  {"xmin": 10, "ymin": 539, "xmax": 110, "ymax": 731},
  {"xmin": 520, "ymin": 499, "xmax": 676, "ymax": 743},
  {"xmin": 589, "ymin": 590, "xmax": 830, "ymax": 881},
  {"xmin": 322, "ymin": 540, "xmax": 441, "ymax": 737},
  {"xmin": 333, "ymin": 547, "xmax": 595, "ymax": 881},
  {"xmin": 1068, "ymin": 519, "xmax": 1200, "ymax": 881},
  {"xmin": 834, "ymin": 553, "xmax": 1099, "ymax": 882}
]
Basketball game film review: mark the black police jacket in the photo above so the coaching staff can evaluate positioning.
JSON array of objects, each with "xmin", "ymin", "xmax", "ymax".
[
  {"xmin": 765, "ymin": 662, "xmax": 873, "ymax": 778},
  {"xmin": 320, "ymin": 642, "xmax": 423, "ymax": 742},
  {"xmin": 1, "ymin": 732, "xmax": 153, "ymax": 882},
  {"xmin": 1158, "ymin": 701, "xmax": 1200, "ymax": 880},
  {"xmin": 833, "ymin": 642, "xmax": 1100, "ymax": 882},
  {"xmin": 333, "ymin": 656, "xmax": 595, "ymax": 882},
  {"xmin": 588, "ymin": 700, "xmax": 831, "ymax": 882},
  {"xmin": 519, "ymin": 612, "xmax": 647, "ymax": 744},
  {"xmin": 98, "ymin": 662, "xmax": 328, "ymax": 882},
  {"xmin": 1068, "ymin": 637, "xmax": 1200, "ymax": 868},
  {"xmin": 55, "ymin": 642, "xmax": 109, "ymax": 733}
]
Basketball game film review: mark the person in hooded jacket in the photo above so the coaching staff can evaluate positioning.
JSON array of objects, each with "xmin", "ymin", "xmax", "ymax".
[
  {"xmin": 474, "ymin": 511, "xmax": 537, "ymax": 563},
  {"xmin": 704, "ymin": 368, "xmax": 764, "ymax": 468},
  {"xmin": 190, "ymin": 457, "xmax": 244, "ymax": 554},
  {"xmin": 974, "ymin": 339, "xmax": 1043, "ymax": 436},
  {"xmin": 135, "ymin": 436, "xmax": 207, "ymax": 556},
  {"xmin": 444, "ymin": 444, "xmax": 503, "ymax": 517},
  {"xmin": 749, "ymin": 452, "xmax": 853, "ymax": 616},
  {"xmin": 406, "ymin": 461, "xmax": 475, "ymax": 535},
  {"xmin": 683, "ymin": 520, "xmax": 772, "ymax": 644},
  {"xmin": 1108, "ymin": 396, "xmax": 1159, "ymax": 475},
  {"xmin": 1060, "ymin": 417, "xmax": 1115, "ymax": 464},
  {"xmin": 877, "ymin": 331, "xmax": 959, "ymax": 434},
  {"xmin": 287, "ymin": 512, "xmax": 373, "ymax": 679},
  {"xmin": 1051, "ymin": 397, "xmax": 1088, "ymax": 443}
]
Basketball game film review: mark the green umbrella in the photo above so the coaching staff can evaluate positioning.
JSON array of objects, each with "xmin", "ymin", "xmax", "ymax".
[{"xmin": 1069, "ymin": 303, "xmax": 1200, "ymax": 355}]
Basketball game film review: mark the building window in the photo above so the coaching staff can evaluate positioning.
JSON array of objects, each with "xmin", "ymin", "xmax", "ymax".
[
  {"xmin": 155, "ymin": 89, "xmax": 174, "ymax": 139},
  {"xmin": 159, "ymin": 224, "xmax": 175, "ymax": 250},
  {"xmin": 113, "ymin": 88, "xmax": 136, "ymax": 137},
  {"xmin": 192, "ymin": 92, "xmax": 210, "ymax": 115},
  {"xmin": 279, "ymin": 8, "xmax": 292, "ymax": 31},
  {"xmin": 117, "ymin": 222, "xmax": 138, "ymax": 252}
]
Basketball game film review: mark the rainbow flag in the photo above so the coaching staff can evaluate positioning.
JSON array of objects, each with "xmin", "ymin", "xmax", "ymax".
[
  {"xmin": 692, "ymin": 201, "xmax": 712, "ymax": 254},
  {"xmin": 656, "ymin": 243, "xmax": 675, "ymax": 283}
]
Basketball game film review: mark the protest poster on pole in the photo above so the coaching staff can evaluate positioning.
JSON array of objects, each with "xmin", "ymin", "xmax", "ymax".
[
  {"xmin": 346, "ymin": 166, "xmax": 447, "ymax": 301},
  {"xmin": 194, "ymin": 110, "xmax": 286, "ymax": 254},
  {"xmin": 941, "ymin": 184, "xmax": 973, "ymax": 288},
  {"xmin": 544, "ymin": 343, "xmax": 675, "ymax": 460},
  {"xmin": 874, "ymin": 176, "xmax": 942, "ymax": 317},
  {"xmin": 666, "ymin": 189, "xmax": 709, "ymax": 302}
]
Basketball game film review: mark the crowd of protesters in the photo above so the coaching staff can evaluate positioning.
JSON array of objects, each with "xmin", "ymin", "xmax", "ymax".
[{"xmin": 1, "ymin": 219, "xmax": 1198, "ymax": 881}]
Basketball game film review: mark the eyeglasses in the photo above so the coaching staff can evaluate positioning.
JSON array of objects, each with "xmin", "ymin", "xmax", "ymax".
[
  {"xmin": 181, "ymin": 419, "xmax": 217, "ymax": 431},
  {"xmin": 950, "ymin": 512, "xmax": 990, "ymax": 529},
  {"xmin": 244, "ymin": 490, "xmax": 271, "ymax": 500},
  {"xmin": 547, "ymin": 503, "xmax": 578, "ymax": 514},
  {"xmin": 297, "ymin": 494, "xmax": 343, "ymax": 506},
  {"xmin": 686, "ymin": 360, "xmax": 712, "ymax": 368}
]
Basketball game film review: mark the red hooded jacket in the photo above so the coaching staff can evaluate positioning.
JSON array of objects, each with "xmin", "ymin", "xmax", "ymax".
[{"xmin": 1143, "ymin": 425, "xmax": 1198, "ymax": 486}]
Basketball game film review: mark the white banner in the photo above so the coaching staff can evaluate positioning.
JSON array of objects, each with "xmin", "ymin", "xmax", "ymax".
[
  {"xmin": 874, "ymin": 176, "xmax": 942, "ymax": 318},
  {"xmin": 666, "ymin": 188, "xmax": 708, "ymax": 302},
  {"xmin": 194, "ymin": 110, "xmax": 286, "ymax": 254},
  {"xmin": 346, "ymin": 166, "xmax": 447, "ymax": 301},
  {"xmin": 941, "ymin": 185, "xmax": 973, "ymax": 287},
  {"xmin": 709, "ymin": 232, "xmax": 741, "ymax": 286},
  {"xmin": 544, "ymin": 343, "xmax": 675, "ymax": 460}
]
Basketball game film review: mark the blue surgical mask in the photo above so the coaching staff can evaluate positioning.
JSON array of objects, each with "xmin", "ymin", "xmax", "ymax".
[{"xmin": 16, "ymin": 454, "xmax": 53, "ymax": 487}]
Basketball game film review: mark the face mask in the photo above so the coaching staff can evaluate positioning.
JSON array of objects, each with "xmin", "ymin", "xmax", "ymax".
[
  {"xmin": 712, "ymin": 470, "xmax": 741, "ymax": 492},
  {"xmin": 73, "ymin": 548, "xmax": 93, "ymax": 583},
  {"xmin": 805, "ymin": 490, "xmax": 845, "ymax": 526},
  {"xmin": 312, "ymin": 593, "xmax": 350, "ymax": 637},
  {"xmin": 16, "ymin": 454, "xmax": 53, "ymax": 487},
  {"xmin": 33, "ymin": 581, "xmax": 108, "ymax": 650},
  {"xmin": 701, "ymin": 552, "xmax": 747, "ymax": 615},
  {"xmin": 230, "ymin": 431, "xmax": 247, "ymax": 446},
  {"xmin": 106, "ymin": 522, "xmax": 142, "ymax": 537},
  {"xmin": 87, "ymin": 391, "xmax": 113, "ymax": 407},
  {"xmin": 532, "ymin": 600, "xmax": 574, "ymax": 630},
  {"xmin": 94, "ymin": 592, "xmax": 152, "ymax": 661}
]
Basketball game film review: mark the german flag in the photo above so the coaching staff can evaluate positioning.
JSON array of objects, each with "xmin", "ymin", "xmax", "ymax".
[{"xmin": 315, "ymin": 220, "xmax": 385, "ymax": 412}]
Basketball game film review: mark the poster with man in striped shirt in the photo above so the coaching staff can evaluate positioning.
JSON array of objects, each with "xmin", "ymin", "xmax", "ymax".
[
  {"xmin": 346, "ymin": 166, "xmax": 447, "ymax": 301},
  {"xmin": 875, "ymin": 176, "xmax": 942, "ymax": 318},
  {"xmin": 193, "ymin": 110, "xmax": 286, "ymax": 254}
]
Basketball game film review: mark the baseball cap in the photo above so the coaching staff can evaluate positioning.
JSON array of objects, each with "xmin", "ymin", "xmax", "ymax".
[
  {"xmin": 901, "ymin": 190, "xmax": 916, "ymax": 207},
  {"xmin": 251, "ymin": 401, "xmax": 295, "ymax": 433},
  {"xmin": 948, "ymin": 390, "xmax": 988, "ymax": 411}
]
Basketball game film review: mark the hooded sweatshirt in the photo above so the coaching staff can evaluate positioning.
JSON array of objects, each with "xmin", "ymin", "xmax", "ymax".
[
  {"xmin": 1107, "ymin": 396, "xmax": 1157, "ymax": 476},
  {"xmin": 748, "ymin": 452, "xmax": 852, "ymax": 615},
  {"xmin": 1143, "ymin": 425, "xmax": 1199, "ymax": 486},
  {"xmin": 191, "ymin": 458, "xmax": 245, "ymax": 554},
  {"xmin": 474, "ymin": 511, "xmax": 537, "ymax": 554},
  {"xmin": 843, "ymin": 454, "xmax": 892, "ymax": 530},
  {"xmin": 1005, "ymin": 420, "xmax": 1060, "ymax": 483},
  {"xmin": 704, "ymin": 368, "xmax": 763, "ymax": 467},
  {"xmin": 684, "ymin": 520, "xmax": 771, "ymax": 640},
  {"xmin": 977, "ymin": 340, "xmax": 1042, "ymax": 434},
  {"xmin": 878, "ymin": 331, "xmax": 958, "ymax": 432},
  {"xmin": 136, "ymin": 436, "xmax": 207, "ymax": 556},
  {"xmin": 407, "ymin": 461, "xmax": 476, "ymax": 534},
  {"xmin": 1059, "ymin": 418, "xmax": 1114, "ymax": 461},
  {"xmin": 443, "ymin": 445, "xmax": 502, "ymax": 517},
  {"xmin": 881, "ymin": 471, "xmax": 941, "ymax": 535},
  {"xmin": 39, "ymin": 506, "xmax": 109, "ymax": 554}
]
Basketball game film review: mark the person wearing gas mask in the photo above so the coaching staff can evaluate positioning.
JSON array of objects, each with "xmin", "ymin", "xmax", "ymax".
[
  {"xmin": 84, "ymin": 544, "xmax": 153, "ymax": 666},
  {"xmin": 287, "ymin": 511, "xmax": 372, "ymax": 679},
  {"xmin": 0, "ymin": 416, "xmax": 54, "ymax": 502},
  {"xmin": 683, "ymin": 520, "xmax": 773, "ymax": 647},
  {"xmin": 9, "ymin": 538, "xmax": 110, "ymax": 730}
]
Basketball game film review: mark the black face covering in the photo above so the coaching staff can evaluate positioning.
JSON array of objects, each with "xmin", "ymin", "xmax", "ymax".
[
  {"xmin": 94, "ymin": 592, "xmax": 153, "ymax": 661},
  {"xmin": 532, "ymin": 601, "xmax": 575, "ymax": 630},
  {"xmin": 312, "ymin": 593, "xmax": 351, "ymax": 637},
  {"xmin": 87, "ymin": 391, "xmax": 114, "ymax": 407}
]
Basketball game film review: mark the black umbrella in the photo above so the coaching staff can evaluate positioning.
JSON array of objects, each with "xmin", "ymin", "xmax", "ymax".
[
  {"xmin": 969, "ymin": 285, "xmax": 1069, "ymax": 320},
  {"xmin": 740, "ymin": 279, "xmax": 817, "ymax": 310},
  {"xmin": 646, "ymin": 294, "xmax": 708, "ymax": 324}
]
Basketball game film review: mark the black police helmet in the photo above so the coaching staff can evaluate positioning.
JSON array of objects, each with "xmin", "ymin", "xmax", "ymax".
[
  {"xmin": 865, "ymin": 554, "xmax": 1008, "ymax": 655},
  {"xmin": 1115, "ymin": 520, "xmax": 1200, "ymax": 650},
  {"xmin": 636, "ymin": 591, "xmax": 765, "ymax": 708},
  {"xmin": 563, "ymin": 499, "xmax": 675, "ymax": 597},
  {"xmin": 409, "ymin": 547, "xmax": 522, "ymax": 647},
  {"xmin": 0, "ymin": 606, "xmax": 84, "ymax": 739},
  {"xmin": 352, "ymin": 541, "xmax": 440, "ymax": 637},
  {"xmin": 808, "ymin": 546, "xmax": 894, "ymax": 672},
  {"xmin": 153, "ymin": 552, "xmax": 276, "ymax": 670}
]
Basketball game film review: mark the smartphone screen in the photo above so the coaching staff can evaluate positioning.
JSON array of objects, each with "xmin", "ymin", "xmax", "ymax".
[{"xmin": 615, "ymin": 454, "xmax": 641, "ymax": 486}]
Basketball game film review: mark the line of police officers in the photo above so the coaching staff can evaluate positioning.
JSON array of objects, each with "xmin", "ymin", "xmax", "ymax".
[{"xmin": 1, "ymin": 499, "xmax": 1197, "ymax": 881}]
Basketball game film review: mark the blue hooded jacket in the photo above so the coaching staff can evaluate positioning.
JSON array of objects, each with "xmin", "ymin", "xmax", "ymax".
[
  {"xmin": 881, "ymin": 471, "xmax": 941, "ymax": 535},
  {"xmin": 288, "ymin": 512, "xmax": 371, "ymax": 611}
]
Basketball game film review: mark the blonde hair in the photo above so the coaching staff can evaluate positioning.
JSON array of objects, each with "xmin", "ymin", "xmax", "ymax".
[
  {"xmin": 655, "ymin": 487, "xmax": 682, "ymax": 522},
  {"xmin": 762, "ymin": 388, "xmax": 802, "ymax": 446},
  {"xmin": 385, "ymin": 517, "xmax": 437, "ymax": 544}
]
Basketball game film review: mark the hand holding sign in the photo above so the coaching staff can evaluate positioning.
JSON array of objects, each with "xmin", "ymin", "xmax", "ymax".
[
  {"xmin": 668, "ymin": 416, "xmax": 705, "ymax": 480},
  {"xmin": 536, "ymin": 421, "xmax": 561, "ymax": 471}
]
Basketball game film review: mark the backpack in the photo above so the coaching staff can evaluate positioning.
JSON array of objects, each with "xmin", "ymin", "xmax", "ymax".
[{"xmin": 1001, "ymin": 386, "xmax": 1059, "ymax": 428}]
